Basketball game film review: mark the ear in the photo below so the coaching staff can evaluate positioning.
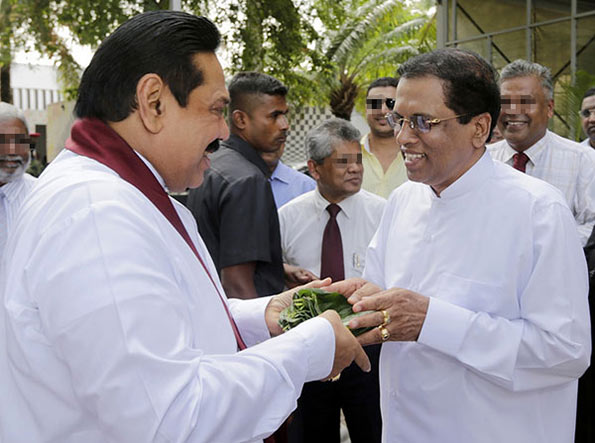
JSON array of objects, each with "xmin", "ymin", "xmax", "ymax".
[
  {"xmin": 307, "ymin": 159, "xmax": 320, "ymax": 180},
  {"xmin": 471, "ymin": 112, "xmax": 492, "ymax": 149},
  {"xmin": 232, "ymin": 110, "xmax": 248, "ymax": 130},
  {"xmin": 546, "ymin": 98, "xmax": 554, "ymax": 119},
  {"xmin": 136, "ymin": 73, "xmax": 166, "ymax": 134}
]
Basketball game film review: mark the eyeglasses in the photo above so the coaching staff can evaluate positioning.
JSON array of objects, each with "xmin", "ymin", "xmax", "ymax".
[
  {"xmin": 366, "ymin": 98, "xmax": 395, "ymax": 110},
  {"xmin": 579, "ymin": 108, "xmax": 595, "ymax": 119},
  {"xmin": 385, "ymin": 112, "xmax": 469, "ymax": 133}
]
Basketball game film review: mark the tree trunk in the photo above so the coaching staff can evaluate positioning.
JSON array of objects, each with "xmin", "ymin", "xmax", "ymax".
[{"xmin": 0, "ymin": 62, "xmax": 12, "ymax": 103}]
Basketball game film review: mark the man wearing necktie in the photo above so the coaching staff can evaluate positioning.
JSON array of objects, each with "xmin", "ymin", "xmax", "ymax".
[
  {"xmin": 279, "ymin": 118, "xmax": 386, "ymax": 443},
  {"xmin": 488, "ymin": 59, "xmax": 595, "ymax": 246}
]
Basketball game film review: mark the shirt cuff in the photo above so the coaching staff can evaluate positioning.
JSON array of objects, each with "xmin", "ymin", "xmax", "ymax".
[
  {"xmin": 229, "ymin": 296, "xmax": 272, "ymax": 347},
  {"xmin": 290, "ymin": 317, "xmax": 335, "ymax": 382},
  {"xmin": 417, "ymin": 297, "xmax": 473, "ymax": 358}
]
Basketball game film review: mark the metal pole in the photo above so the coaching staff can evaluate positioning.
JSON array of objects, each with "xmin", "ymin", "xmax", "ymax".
[
  {"xmin": 451, "ymin": 0, "xmax": 458, "ymax": 45},
  {"xmin": 437, "ymin": 0, "xmax": 448, "ymax": 48},
  {"xmin": 526, "ymin": 0, "xmax": 532, "ymax": 60},
  {"xmin": 170, "ymin": 0, "xmax": 181, "ymax": 11},
  {"xmin": 570, "ymin": 0, "xmax": 578, "ymax": 139}
]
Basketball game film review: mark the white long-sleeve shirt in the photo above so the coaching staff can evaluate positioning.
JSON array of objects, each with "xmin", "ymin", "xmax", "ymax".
[
  {"xmin": 364, "ymin": 151, "xmax": 591, "ymax": 443},
  {"xmin": 0, "ymin": 150, "xmax": 335, "ymax": 443},
  {"xmin": 488, "ymin": 130, "xmax": 595, "ymax": 245}
]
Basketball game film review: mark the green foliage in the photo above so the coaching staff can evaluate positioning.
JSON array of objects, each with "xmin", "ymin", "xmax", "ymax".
[
  {"xmin": 279, "ymin": 288, "xmax": 373, "ymax": 336},
  {"xmin": 311, "ymin": 0, "xmax": 436, "ymax": 118},
  {"xmin": 556, "ymin": 70, "xmax": 595, "ymax": 141},
  {"xmin": 1, "ymin": 0, "xmax": 437, "ymax": 112}
]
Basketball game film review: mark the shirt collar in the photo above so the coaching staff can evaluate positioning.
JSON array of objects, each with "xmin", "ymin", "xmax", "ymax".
[
  {"xmin": 270, "ymin": 161, "xmax": 292, "ymax": 184},
  {"xmin": 133, "ymin": 150, "xmax": 168, "ymax": 192},
  {"xmin": 313, "ymin": 187, "xmax": 358, "ymax": 219},
  {"xmin": 434, "ymin": 149, "xmax": 494, "ymax": 200},
  {"xmin": 222, "ymin": 134, "xmax": 270, "ymax": 177},
  {"xmin": 361, "ymin": 133, "xmax": 371, "ymax": 153},
  {"xmin": 499, "ymin": 130, "xmax": 549, "ymax": 165}
]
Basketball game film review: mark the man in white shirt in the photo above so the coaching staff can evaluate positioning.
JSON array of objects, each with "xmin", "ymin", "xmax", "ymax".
[
  {"xmin": 579, "ymin": 87, "xmax": 595, "ymax": 149},
  {"xmin": 0, "ymin": 11, "xmax": 370, "ymax": 443},
  {"xmin": 279, "ymin": 118, "xmax": 385, "ymax": 443},
  {"xmin": 337, "ymin": 48, "xmax": 591, "ymax": 443},
  {"xmin": 488, "ymin": 60, "xmax": 595, "ymax": 245},
  {"xmin": 0, "ymin": 102, "xmax": 36, "ymax": 261},
  {"xmin": 361, "ymin": 77, "xmax": 408, "ymax": 199}
]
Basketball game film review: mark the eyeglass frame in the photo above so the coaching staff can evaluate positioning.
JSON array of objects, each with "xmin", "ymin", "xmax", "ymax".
[{"xmin": 385, "ymin": 112, "xmax": 471, "ymax": 134}]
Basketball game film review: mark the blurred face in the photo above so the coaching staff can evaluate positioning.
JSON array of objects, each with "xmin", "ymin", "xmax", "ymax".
[
  {"xmin": 242, "ymin": 94, "xmax": 289, "ymax": 153},
  {"xmin": 498, "ymin": 75, "xmax": 553, "ymax": 152},
  {"xmin": 157, "ymin": 52, "xmax": 230, "ymax": 191},
  {"xmin": 0, "ymin": 117, "xmax": 31, "ymax": 186},
  {"xmin": 309, "ymin": 140, "xmax": 363, "ymax": 203},
  {"xmin": 394, "ymin": 76, "xmax": 482, "ymax": 196},
  {"xmin": 366, "ymin": 86, "xmax": 397, "ymax": 138},
  {"xmin": 580, "ymin": 95, "xmax": 595, "ymax": 148}
]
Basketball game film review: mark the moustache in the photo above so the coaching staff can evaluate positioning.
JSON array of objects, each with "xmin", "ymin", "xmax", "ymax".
[{"xmin": 0, "ymin": 155, "xmax": 25, "ymax": 165}]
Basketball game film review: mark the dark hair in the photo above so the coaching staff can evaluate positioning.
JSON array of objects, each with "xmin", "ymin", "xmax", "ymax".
[
  {"xmin": 366, "ymin": 77, "xmax": 399, "ymax": 96},
  {"xmin": 397, "ymin": 48, "xmax": 501, "ymax": 137},
  {"xmin": 75, "ymin": 11, "xmax": 220, "ymax": 122},
  {"xmin": 228, "ymin": 72, "xmax": 288, "ymax": 114},
  {"xmin": 583, "ymin": 87, "xmax": 595, "ymax": 101}
]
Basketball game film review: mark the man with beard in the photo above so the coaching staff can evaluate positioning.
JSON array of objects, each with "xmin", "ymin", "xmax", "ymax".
[
  {"xmin": 0, "ymin": 102, "xmax": 36, "ymax": 259},
  {"xmin": 361, "ymin": 77, "xmax": 407, "ymax": 199},
  {"xmin": 488, "ymin": 60, "xmax": 595, "ymax": 245},
  {"xmin": 187, "ymin": 72, "xmax": 289, "ymax": 300},
  {"xmin": 579, "ymin": 87, "xmax": 595, "ymax": 149}
]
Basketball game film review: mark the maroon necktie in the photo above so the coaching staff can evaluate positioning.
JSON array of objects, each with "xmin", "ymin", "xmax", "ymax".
[
  {"xmin": 320, "ymin": 203, "xmax": 344, "ymax": 282},
  {"xmin": 512, "ymin": 152, "xmax": 530, "ymax": 173},
  {"xmin": 65, "ymin": 118, "xmax": 247, "ymax": 350}
]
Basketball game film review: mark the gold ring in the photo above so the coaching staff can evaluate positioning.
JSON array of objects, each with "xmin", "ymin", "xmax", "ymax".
[
  {"xmin": 330, "ymin": 373, "xmax": 341, "ymax": 382},
  {"xmin": 379, "ymin": 326, "xmax": 390, "ymax": 342},
  {"xmin": 380, "ymin": 310, "xmax": 390, "ymax": 327}
]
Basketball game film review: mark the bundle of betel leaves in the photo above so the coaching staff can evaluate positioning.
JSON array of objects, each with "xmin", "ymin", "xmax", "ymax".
[{"xmin": 278, "ymin": 288, "xmax": 374, "ymax": 336}]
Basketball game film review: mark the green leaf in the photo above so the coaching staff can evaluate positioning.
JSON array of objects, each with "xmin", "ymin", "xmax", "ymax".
[{"xmin": 278, "ymin": 288, "xmax": 374, "ymax": 336}]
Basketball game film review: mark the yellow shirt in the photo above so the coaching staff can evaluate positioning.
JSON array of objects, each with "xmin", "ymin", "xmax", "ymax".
[{"xmin": 361, "ymin": 134, "xmax": 408, "ymax": 199}]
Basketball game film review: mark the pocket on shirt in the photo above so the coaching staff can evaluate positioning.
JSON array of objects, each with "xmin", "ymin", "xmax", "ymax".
[{"xmin": 437, "ymin": 272, "xmax": 508, "ymax": 315}]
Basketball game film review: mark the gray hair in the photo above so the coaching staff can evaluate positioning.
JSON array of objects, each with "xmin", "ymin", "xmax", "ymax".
[
  {"xmin": 500, "ymin": 59, "xmax": 554, "ymax": 101},
  {"xmin": 0, "ymin": 102, "xmax": 29, "ymax": 132},
  {"xmin": 306, "ymin": 118, "xmax": 361, "ymax": 163}
]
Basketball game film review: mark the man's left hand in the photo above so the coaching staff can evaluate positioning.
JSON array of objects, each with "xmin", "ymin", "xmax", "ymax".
[
  {"xmin": 346, "ymin": 287, "xmax": 430, "ymax": 346},
  {"xmin": 265, "ymin": 278, "xmax": 332, "ymax": 336}
]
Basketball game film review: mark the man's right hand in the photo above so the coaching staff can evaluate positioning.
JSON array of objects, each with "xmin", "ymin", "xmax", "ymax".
[{"xmin": 318, "ymin": 310, "xmax": 371, "ymax": 379}]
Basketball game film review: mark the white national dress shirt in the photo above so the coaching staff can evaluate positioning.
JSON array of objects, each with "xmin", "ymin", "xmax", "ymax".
[
  {"xmin": 364, "ymin": 151, "xmax": 590, "ymax": 443},
  {"xmin": 0, "ymin": 149, "xmax": 335, "ymax": 443},
  {"xmin": 580, "ymin": 137, "xmax": 593, "ymax": 148},
  {"xmin": 488, "ymin": 130, "xmax": 595, "ymax": 245},
  {"xmin": 0, "ymin": 172, "xmax": 36, "ymax": 262},
  {"xmin": 278, "ymin": 188, "xmax": 386, "ymax": 279}
]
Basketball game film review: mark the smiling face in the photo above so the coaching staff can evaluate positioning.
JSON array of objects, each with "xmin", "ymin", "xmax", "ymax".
[
  {"xmin": 366, "ymin": 86, "xmax": 397, "ymax": 138},
  {"xmin": 309, "ymin": 139, "xmax": 363, "ymax": 203},
  {"xmin": 0, "ymin": 117, "xmax": 30, "ymax": 186},
  {"xmin": 498, "ymin": 75, "xmax": 553, "ymax": 152},
  {"xmin": 394, "ymin": 75, "xmax": 484, "ymax": 196},
  {"xmin": 155, "ymin": 52, "xmax": 230, "ymax": 191},
  {"xmin": 240, "ymin": 94, "xmax": 289, "ymax": 153},
  {"xmin": 580, "ymin": 95, "xmax": 595, "ymax": 148}
]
